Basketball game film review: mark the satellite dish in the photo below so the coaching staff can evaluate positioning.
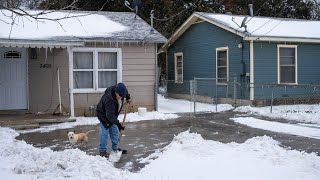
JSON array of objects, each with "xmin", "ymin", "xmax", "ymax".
[
  {"xmin": 241, "ymin": 16, "xmax": 248, "ymax": 28},
  {"xmin": 240, "ymin": 16, "xmax": 248, "ymax": 32}
]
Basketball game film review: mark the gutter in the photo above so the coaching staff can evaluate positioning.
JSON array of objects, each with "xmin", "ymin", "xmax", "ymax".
[
  {"xmin": 244, "ymin": 36, "xmax": 320, "ymax": 43},
  {"xmin": 0, "ymin": 39, "xmax": 84, "ymax": 48}
]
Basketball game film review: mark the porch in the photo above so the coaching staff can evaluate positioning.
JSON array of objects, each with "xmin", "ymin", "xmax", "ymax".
[{"xmin": 0, "ymin": 110, "xmax": 75, "ymax": 130}]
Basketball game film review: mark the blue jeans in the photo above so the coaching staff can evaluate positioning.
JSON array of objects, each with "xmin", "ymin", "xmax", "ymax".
[{"xmin": 99, "ymin": 122, "xmax": 119, "ymax": 153}]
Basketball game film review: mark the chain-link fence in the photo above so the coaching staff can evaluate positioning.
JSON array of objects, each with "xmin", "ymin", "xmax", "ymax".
[{"xmin": 158, "ymin": 78, "xmax": 320, "ymax": 114}]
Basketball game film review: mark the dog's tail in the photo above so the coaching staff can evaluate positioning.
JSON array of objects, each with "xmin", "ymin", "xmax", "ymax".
[{"xmin": 85, "ymin": 130, "xmax": 95, "ymax": 134}]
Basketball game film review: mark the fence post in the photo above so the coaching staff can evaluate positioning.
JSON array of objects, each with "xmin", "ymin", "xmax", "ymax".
[
  {"xmin": 271, "ymin": 87, "xmax": 274, "ymax": 113},
  {"xmin": 233, "ymin": 78, "xmax": 237, "ymax": 107},
  {"xmin": 194, "ymin": 77, "xmax": 197, "ymax": 114},
  {"xmin": 190, "ymin": 79, "xmax": 194, "ymax": 112},
  {"xmin": 215, "ymin": 79, "xmax": 218, "ymax": 112}
]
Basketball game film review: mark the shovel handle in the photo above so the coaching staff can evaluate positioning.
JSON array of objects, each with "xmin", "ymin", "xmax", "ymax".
[{"xmin": 119, "ymin": 103, "xmax": 129, "ymax": 143}]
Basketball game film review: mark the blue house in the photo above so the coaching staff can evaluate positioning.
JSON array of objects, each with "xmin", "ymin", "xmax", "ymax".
[{"xmin": 162, "ymin": 12, "xmax": 320, "ymax": 104}]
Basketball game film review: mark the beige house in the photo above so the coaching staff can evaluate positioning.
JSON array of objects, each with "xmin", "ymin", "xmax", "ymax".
[{"xmin": 0, "ymin": 10, "xmax": 167, "ymax": 116}]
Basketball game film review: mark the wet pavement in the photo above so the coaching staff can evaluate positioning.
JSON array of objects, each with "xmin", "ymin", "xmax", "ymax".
[{"xmin": 16, "ymin": 111, "xmax": 320, "ymax": 172}]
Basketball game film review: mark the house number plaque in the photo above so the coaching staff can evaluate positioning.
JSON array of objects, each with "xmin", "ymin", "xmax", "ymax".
[{"xmin": 40, "ymin": 64, "xmax": 52, "ymax": 68}]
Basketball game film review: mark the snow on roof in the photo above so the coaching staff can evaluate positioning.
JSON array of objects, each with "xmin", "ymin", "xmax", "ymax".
[
  {"xmin": 197, "ymin": 12, "xmax": 320, "ymax": 40},
  {"xmin": 0, "ymin": 9, "xmax": 167, "ymax": 43}
]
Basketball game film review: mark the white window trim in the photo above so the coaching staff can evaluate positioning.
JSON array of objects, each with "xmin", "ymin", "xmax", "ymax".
[
  {"xmin": 71, "ymin": 47, "xmax": 122, "ymax": 93},
  {"xmin": 174, "ymin": 52, "xmax": 183, "ymax": 83},
  {"xmin": 277, "ymin": 45, "xmax": 298, "ymax": 85},
  {"xmin": 216, "ymin": 47, "xmax": 229, "ymax": 85}
]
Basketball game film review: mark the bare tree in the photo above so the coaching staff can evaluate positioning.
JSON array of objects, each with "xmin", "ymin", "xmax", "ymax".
[{"xmin": 310, "ymin": 0, "xmax": 320, "ymax": 19}]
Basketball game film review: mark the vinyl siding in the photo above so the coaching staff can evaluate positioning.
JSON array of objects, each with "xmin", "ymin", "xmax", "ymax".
[
  {"xmin": 167, "ymin": 21, "xmax": 249, "ymax": 99},
  {"xmin": 253, "ymin": 42, "xmax": 320, "ymax": 99},
  {"xmin": 28, "ymin": 43, "xmax": 157, "ymax": 116}
]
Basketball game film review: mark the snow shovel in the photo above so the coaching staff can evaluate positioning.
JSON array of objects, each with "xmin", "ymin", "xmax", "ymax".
[{"xmin": 118, "ymin": 102, "xmax": 129, "ymax": 143}]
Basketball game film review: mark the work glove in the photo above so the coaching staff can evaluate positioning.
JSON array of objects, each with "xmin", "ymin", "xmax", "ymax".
[
  {"xmin": 126, "ymin": 94, "xmax": 132, "ymax": 104},
  {"xmin": 116, "ymin": 121, "xmax": 125, "ymax": 131}
]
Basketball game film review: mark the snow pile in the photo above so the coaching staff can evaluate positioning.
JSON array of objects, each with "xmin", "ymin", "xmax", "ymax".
[
  {"xmin": 0, "ymin": 127, "xmax": 130, "ymax": 180},
  {"xmin": 130, "ymin": 131, "xmax": 320, "ymax": 180},
  {"xmin": 1, "ymin": 127, "xmax": 320, "ymax": 179}
]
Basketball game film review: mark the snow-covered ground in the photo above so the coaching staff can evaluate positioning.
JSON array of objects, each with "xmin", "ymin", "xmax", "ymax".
[
  {"xmin": 235, "ymin": 104, "xmax": 320, "ymax": 125},
  {"xmin": 1, "ymin": 95, "xmax": 320, "ymax": 179}
]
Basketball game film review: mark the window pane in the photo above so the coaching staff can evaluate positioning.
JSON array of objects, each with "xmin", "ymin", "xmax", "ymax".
[
  {"xmin": 280, "ymin": 48, "xmax": 295, "ymax": 57},
  {"xmin": 217, "ymin": 67, "xmax": 227, "ymax": 82},
  {"xmin": 176, "ymin": 56, "xmax": 182, "ymax": 61},
  {"xmin": 175, "ymin": 54, "xmax": 183, "ymax": 82},
  {"xmin": 98, "ymin": 71, "xmax": 117, "ymax": 88},
  {"xmin": 73, "ymin": 52, "xmax": 93, "ymax": 69},
  {"xmin": 218, "ymin": 51, "xmax": 226, "ymax": 59},
  {"xmin": 98, "ymin": 52, "xmax": 117, "ymax": 69},
  {"xmin": 280, "ymin": 66, "xmax": 295, "ymax": 83},
  {"xmin": 280, "ymin": 57, "xmax": 295, "ymax": 65},
  {"xmin": 73, "ymin": 71, "xmax": 93, "ymax": 88},
  {"xmin": 218, "ymin": 59, "xmax": 227, "ymax": 66},
  {"xmin": 217, "ymin": 50, "xmax": 227, "ymax": 66}
]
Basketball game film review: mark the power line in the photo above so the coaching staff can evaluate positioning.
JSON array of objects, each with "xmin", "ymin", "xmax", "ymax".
[{"xmin": 251, "ymin": 0, "xmax": 303, "ymax": 40}]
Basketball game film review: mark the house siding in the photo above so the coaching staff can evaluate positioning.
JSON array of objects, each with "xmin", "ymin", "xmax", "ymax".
[
  {"xmin": 28, "ymin": 43, "xmax": 156, "ymax": 116},
  {"xmin": 167, "ymin": 21, "xmax": 249, "ymax": 99},
  {"xmin": 81, "ymin": 43, "xmax": 156, "ymax": 114},
  {"xmin": 28, "ymin": 48, "xmax": 69, "ymax": 113},
  {"xmin": 253, "ymin": 42, "xmax": 320, "ymax": 99}
]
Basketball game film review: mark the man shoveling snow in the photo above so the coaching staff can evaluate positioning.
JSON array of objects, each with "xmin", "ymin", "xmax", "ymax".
[{"xmin": 96, "ymin": 83, "xmax": 131, "ymax": 159}]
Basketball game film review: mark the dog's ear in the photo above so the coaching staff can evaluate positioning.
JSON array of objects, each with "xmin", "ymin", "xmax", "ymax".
[
  {"xmin": 74, "ymin": 130, "xmax": 75, "ymax": 133},
  {"xmin": 67, "ymin": 131, "xmax": 69, "ymax": 134}
]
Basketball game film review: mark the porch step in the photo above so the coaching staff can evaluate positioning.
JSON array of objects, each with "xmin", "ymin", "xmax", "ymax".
[
  {"xmin": 10, "ymin": 123, "xmax": 40, "ymax": 130},
  {"xmin": 0, "ymin": 110, "xmax": 31, "ymax": 115},
  {"xmin": 34, "ymin": 118, "xmax": 76, "ymax": 124}
]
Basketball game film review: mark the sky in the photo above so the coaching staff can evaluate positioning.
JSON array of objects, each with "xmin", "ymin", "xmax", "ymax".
[{"xmin": 1, "ymin": 95, "xmax": 320, "ymax": 179}]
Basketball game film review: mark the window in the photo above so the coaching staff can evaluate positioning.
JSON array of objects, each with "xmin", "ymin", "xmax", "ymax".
[
  {"xmin": 174, "ymin": 52, "xmax": 183, "ymax": 83},
  {"xmin": 72, "ymin": 48, "xmax": 121, "ymax": 92},
  {"xmin": 216, "ymin": 47, "xmax": 229, "ymax": 83},
  {"xmin": 278, "ymin": 45, "xmax": 297, "ymax": 84},
  {"xmin": 3, "ymin": 51, "xmax": 21, "ymax": 59}
]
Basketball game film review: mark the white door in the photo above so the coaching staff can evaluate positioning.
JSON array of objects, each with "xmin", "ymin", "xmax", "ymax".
[{"xmin": 0, "ymin": 48, "xmax": 28, "ymax": 110}]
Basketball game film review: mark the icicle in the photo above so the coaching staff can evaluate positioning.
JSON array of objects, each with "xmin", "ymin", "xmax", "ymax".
[{"xmin": 45, "ymin": 47, "xmax": 48, "ymax": 63}]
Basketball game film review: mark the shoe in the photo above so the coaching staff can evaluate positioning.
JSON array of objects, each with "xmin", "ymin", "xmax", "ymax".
[
  {"xmin": 118, "ymin": 148, "xmax": 127, "ymax": 154},
  {"xmin": 99, "ymin": 151, "xmax": 109, "ymax": 158}
]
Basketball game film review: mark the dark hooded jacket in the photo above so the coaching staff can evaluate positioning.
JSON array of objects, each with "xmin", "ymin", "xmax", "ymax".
[{"xmin": 96, "ymin": 85, "xmax": 130, "ymax": 129}]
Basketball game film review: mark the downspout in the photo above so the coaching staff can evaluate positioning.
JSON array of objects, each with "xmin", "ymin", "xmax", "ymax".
[
  {"xmin": 68, "ymin": 46, "xmax": 75, "ymax": 117},
  {"xmin": 154, "ymin": 43, "xmax": 158, "ymax": 111},
  {"xmin": 249, "ymin": 40, "xmax": 254, "ymax": 100}
]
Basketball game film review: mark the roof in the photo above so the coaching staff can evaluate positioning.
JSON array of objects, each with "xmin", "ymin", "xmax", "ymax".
[
  {"xmin": 162, "ymin": 12, "xmax": 320, "ymax": 50},
  {"xmin": 0, "ymin": 9, "xmax": 167, "ymax": 47}
]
